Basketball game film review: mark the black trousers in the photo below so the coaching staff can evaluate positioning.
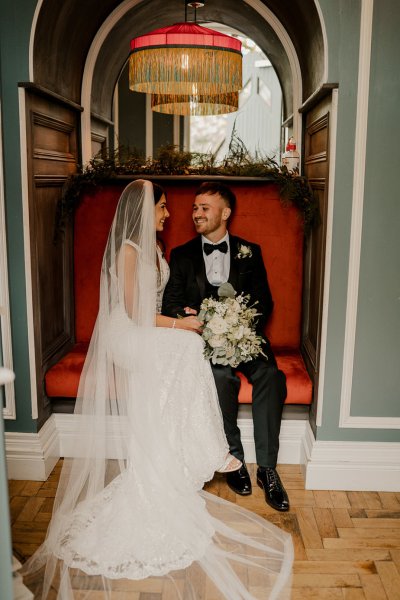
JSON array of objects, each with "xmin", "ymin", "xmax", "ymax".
[{"xmin": 211, "ymin": 355, "xmax": 287, "ymax": 468}]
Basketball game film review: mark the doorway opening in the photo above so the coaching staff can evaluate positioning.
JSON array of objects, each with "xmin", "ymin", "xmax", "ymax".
[{"xmin": 114, "ymin": 24, "xmax": 283, "ymax": 163}]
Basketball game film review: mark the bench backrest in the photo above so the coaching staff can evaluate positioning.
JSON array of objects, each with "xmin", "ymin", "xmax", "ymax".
[{"xmin": 74, "ymin": 181, "xmax": 304, "ymax": 348}]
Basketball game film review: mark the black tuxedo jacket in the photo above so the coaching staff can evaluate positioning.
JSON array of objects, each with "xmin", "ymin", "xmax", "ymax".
[{"xmin": 162, "ymin": 235, "xmax": 273, "ymax": 335}]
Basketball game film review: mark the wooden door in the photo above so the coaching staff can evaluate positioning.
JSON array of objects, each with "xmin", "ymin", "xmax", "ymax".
[
  {"xmin": 24, "ymin": 88, "xmax": 80, "ymax": 427},
  {"xmin": 302, "ymin": 94, "xmax": 331, "ymax": 431}
]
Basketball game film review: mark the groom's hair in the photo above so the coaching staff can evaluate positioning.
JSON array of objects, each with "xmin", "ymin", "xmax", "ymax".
[{"xmin": 195, "ymin": 182, "xmax": 236, "ymax": 213}]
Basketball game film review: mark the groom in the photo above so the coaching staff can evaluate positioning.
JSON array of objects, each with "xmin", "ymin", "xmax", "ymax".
[{"xmin": 162, "ymin": 182, "xmax": 289, "ymax": 511}]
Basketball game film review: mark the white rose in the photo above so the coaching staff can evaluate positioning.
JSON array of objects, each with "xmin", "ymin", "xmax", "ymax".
[
  {"xmin": 215, "ymin": 304, "xmax": 227, "ymax": 317},
  {"xmin": 208, "ymin": 315, "xmax": 228, "ymax": 335},
  {"xmin": 208, "ymin": 335, "xmax": 225, "ymax": 348},
  {"xmin": 225, "ymin": 313, "xmax": 238, "ymax": 326},
  {"xmin": 236, "ymin": 244, "xmax": 252, "ymax": 259},
  {"xmin": 233, "ymin": 325, "xmax": 245, "ymax": 340}
]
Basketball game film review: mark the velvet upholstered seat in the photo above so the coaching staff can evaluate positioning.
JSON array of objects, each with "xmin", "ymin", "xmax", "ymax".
[{"xmin": 45, "ymin": 181, "xmax": 312, "ymax": 406}]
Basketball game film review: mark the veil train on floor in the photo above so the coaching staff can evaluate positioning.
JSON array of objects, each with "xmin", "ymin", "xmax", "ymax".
[{"xmin": 21, "ymin": 180, "xmax": 293, "ymax": 599}]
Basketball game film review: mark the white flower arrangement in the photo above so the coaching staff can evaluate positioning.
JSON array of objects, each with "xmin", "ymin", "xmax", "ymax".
[
  {"xmin": 198, "ymin": 282, "xmax": 266, "ymax": 368},
  {"xmin": 235, "ymin": 243, "xmax": 253, "ymax": 259}
]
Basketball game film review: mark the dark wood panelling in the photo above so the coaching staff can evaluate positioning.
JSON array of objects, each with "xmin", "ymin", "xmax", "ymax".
[
  {"xmin": 34, "ymin": 186, "xmax": 72, "ymax": 361},
  {"xmin": 305, "ymin": 115, "xmax": 329, "ymax": 166},
  {"xmin": 33, "ymin": 113, "xmax": 76, "ymax": 157},
  {"xmin": 25, "ymin": 91, "xmax": 79, "ymax": 427},
  {"xmin": 302, "ymin": 96, "xmax": 331, "ymax": 433}
]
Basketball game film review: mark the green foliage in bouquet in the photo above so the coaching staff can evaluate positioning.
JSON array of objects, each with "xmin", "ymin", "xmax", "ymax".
[{"xmin": 198, "ymin": 283, "xmax": 266, "ymax": 369}]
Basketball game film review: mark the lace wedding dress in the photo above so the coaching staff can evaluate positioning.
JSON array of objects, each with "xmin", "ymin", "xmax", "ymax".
[{"xmin": 22, "ymin": 180, "xmax": 293, "ymax": 599}]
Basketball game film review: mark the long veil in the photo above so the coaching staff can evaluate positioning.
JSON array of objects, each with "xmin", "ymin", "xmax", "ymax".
[{"xmin": 21, "ymin": 179, "xmax": 293, "ymax": 599}]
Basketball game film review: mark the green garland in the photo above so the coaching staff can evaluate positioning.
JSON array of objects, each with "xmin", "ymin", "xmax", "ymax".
[{"xmin": 56, "ymin": 132, "xmax": 319, "ymax": 238}]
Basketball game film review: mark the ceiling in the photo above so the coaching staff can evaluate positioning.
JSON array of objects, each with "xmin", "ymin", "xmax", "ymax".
[{"xmin": 33, "ymin": 0, "xmax": 324, "ymax": 122}]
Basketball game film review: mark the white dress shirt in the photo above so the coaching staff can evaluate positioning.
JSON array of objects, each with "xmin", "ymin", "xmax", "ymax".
[{"xmin": 202, "ymin": 232, "xmax": 230, "ymax": 286}]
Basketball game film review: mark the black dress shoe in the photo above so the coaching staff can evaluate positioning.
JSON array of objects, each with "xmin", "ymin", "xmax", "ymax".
[
  {"xmin": 226, "ymin": 463, "xmax": 252, "ymax": 496},
  {"xmin": 257, "ymin": 467, "xmax": 289, "ymax": 512}
]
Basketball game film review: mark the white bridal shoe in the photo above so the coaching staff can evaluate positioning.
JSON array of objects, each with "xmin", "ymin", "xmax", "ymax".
[{"xmin": 217, "ymin": 453, "xmax": 243, "ymax": 473}]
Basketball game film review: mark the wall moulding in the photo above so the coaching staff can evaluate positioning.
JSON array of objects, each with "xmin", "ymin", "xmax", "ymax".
[
  {"xmin": 5, "ymin": 416, "xmax": 59, "ymax": 480},
  {"xmin": 302, "ymin": 423, "xmax": 400, "ymax": 491},
  {"xmin": 6, "ymin": 415, "xmax": 399, "ymax": 492},
  {"xmin": 339, "ymin": 0, "xmax": 375, "ymax": 430},
  {"xmin": 0, "ymin": 99, "xmax": 16, "ymax": 420}
]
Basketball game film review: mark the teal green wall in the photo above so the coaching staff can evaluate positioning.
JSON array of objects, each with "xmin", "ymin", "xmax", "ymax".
[
  {"xmin": 351, "ymin": 2, "xmax": 400, "ymax": 419},
  {"xmin": 317, "ymin": 0, "xmax": 344, "ymax": 85},
  {"xmin": 0, "ymin": 0, "xmax": 38, "ymax": 433},
  {"xmin": 317, "ymin": 0, "xmax": 400, "ymax": 441},
  {"xmin": 1, "ymin": 0, "xmax": 399, "ymax": 443}
]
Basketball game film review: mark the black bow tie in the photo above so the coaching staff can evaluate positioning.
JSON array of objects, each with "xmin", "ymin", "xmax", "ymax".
[{"xmin": 203, "ymin": 241, "xmax": 228, "ymax": 256}]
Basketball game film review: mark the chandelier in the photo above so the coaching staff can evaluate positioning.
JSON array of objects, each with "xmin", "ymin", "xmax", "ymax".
[{"xmin": 129, "ymin": 4, "xmax": 242, "ymax": 103}]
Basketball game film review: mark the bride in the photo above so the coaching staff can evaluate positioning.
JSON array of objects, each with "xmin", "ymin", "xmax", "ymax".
[{"xmin": 22, "ymin": 179, "xmax": 293, "ymax": 599}]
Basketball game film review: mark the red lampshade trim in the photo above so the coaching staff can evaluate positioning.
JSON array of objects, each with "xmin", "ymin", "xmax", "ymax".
[{"xmin": 130, "ymin": 22, "xmax": 242, "ymax": 53}]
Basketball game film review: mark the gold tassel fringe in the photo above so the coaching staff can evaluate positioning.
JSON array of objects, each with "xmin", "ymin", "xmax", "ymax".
[
  {"xmin": 129, "ymin": 47, "xmax": 242, "ymax": 95},
  {"xmin": 151, "ymin": 92, "xmax": 238, "ymax": 116}
]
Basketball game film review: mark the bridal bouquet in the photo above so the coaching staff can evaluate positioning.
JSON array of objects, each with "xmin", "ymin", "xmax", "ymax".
[{"xmin": 198, "ymin": 283, "xmax": 266, "ymax": 368}]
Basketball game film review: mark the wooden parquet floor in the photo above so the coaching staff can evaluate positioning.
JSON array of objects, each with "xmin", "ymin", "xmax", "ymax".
[{"xmin": 9, "ymin": 461, "xmax": 400, "ymax": 599}]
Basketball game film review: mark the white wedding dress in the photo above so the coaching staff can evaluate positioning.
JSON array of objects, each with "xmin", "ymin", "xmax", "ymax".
[
  {"xmin": 52, "ymin": 246, "xmax": 231, "ymax": 579},
  {"xmin": 22, "ymin": 180, "xmax": 293, "ymax": 599}
]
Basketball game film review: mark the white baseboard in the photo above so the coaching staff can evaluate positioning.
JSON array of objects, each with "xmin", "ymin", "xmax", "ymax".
[
  {"xmin": 302, "ymin": 423, "xmax": 400, "ymax": 491},
  {"xmin": 6, "ymin": 415, "xmax": 400, "ymax": 491},
  {"xmin": 238, "ymin": 417, "xmax": 308, "ymax": 464},
  {"xmin": 5, "ymin": 417, "xmax": 59, "ymax": 480}
]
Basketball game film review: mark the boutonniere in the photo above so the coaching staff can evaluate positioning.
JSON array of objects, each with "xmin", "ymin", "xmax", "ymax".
[{"xmin": 235, "ymin": 243, "xmax": 252, "ymax": 259}]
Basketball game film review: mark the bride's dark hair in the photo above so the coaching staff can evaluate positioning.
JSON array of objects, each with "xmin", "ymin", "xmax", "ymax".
[
  {"xmin": 152, "ymin": 182, "xmax": 166, "ymax": 204},
  {"xmin": 152, "ymin": 182, "xmax": 167, "ymax": 254}
]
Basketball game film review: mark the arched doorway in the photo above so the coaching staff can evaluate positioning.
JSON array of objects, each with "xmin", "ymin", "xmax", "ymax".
[
  {"xmin": 24, "ymin": 0, "xmax": 330, "ymax": 430},
  {"xmin": 30, "ymin": 0, "xmax": 326, "ymax": 156}
]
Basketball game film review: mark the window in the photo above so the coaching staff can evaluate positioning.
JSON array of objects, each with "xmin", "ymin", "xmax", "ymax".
[
  {"xmin": 187, "ymin": 25, "xmax": 282, "ymax": 161},
  {"xmin": 239, "ymin": 78, "xmax": 252, "ymax": 108},
  {"xmin": 258, "ymin": 78, "xmax": 272, "ymax": 108}
]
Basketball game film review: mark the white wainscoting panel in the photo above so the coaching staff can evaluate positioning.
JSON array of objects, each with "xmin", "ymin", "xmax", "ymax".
[
  {"xmin": 5, "ymin": 417, "xmax": 59, "ymax": 480},
  {"xmin": 303, "ymin": 424, "xmax": 400, "ymax": 491},
  {"xmin": 6, "ymin": 414, "xmax": 400, "ymax": 492}
]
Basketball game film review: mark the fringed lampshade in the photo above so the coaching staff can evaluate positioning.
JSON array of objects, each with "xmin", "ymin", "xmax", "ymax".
[
  {"xmin": 151, "ymin": 91, "xmax": 239, "ymax": 116},
  {"xmin": 129, "ymin": 22, "xmax": 242, "ymax": 96}
]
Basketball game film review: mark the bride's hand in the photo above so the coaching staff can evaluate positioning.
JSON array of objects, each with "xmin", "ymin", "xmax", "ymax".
[{"xmin": 176, "ymin": 316, "xmax": 203, "ymax": 333}]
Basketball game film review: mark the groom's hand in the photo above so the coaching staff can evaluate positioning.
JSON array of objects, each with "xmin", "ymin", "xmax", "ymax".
[{"xmin": 184, "ymin": 306, "xmax": 198, "ymax": 315}]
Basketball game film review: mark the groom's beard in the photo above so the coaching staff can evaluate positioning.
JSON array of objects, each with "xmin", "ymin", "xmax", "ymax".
[
  {"xmin": 193, "ymin": 219, "xmax": 227, "ymax": 238},
  {"xmin": 193, "ymin": 217, "xmax": 209, "ymax": 234}
]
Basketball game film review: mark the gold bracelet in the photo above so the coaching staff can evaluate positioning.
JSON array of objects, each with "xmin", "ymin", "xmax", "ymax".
[{"xmin": 172, "ymin": 319, "xmax": 176, "ymax": 328}]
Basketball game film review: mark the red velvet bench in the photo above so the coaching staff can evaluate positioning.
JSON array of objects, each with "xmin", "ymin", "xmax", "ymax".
[{"xmin": 45, "ymin": 180, "xmax": 312, "ymax": 408}]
